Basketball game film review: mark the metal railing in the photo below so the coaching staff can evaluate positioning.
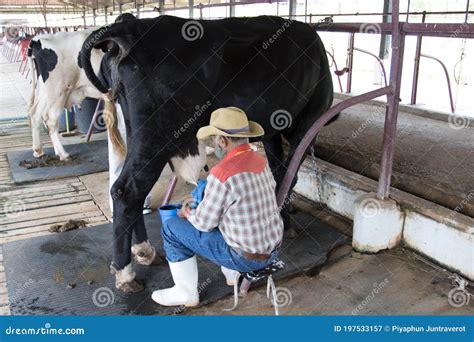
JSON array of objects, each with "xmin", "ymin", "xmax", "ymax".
[{"xmin": 276, "ymin": 0, "xmax": 474, "ymax": 206}]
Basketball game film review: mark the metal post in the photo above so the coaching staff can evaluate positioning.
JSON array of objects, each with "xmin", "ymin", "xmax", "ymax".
[
  {"xmin": 162, "ymin": 176, "xmax": 178, "ymax": 206},
  {"xmin": 189, "ymin": 0, "xmax": 194, "ymax": 18},
  {"xmin": 379, "ymin": 0, "xmax": 392, "ymax": 60},
  {"xmin": 119, "ymin": 3, "xmax": 123, "ymax": 14},
  {"xmin": 304, "ymin": 0, "xmax": 308, "ymax": 23},
  {"xmin": 289, "ymin": 0, "xmax": 296, "ymax": 19},
  {"xmin": 410, "ymin": 11, "xmax": 425, "ymax": 105},
  {"xmin": 85, "ymin": 100, "xmax": 103, "ymax": 142},
  {"xmin": 346, "ymin": 33, "xmax": 355, "ymax": 93},
  {"xmin": 93, "ymin": 9, "xmax": 97, "ymax": 26},
  {"xmin": 229, "ymin": 0, "xmax": 235, "ymax": 17},
  {"xmin": 377, "ymin": 0, "xmax": 405, "ymax": 199},
  {"xmin": 83, "ymin": 8, "xmax": 86, "ymax": 27},
  {"xmin": 465, "ymin": 0, "xmax": 471, "ymax": 23},
  {"xmin": 104, "ymin": 5, "xmax": 108, "ymax": 24}
]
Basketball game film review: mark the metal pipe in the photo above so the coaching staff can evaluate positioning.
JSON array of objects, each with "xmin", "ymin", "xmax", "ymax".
[
  {"xmin": 314, "ymin": 22, "xmax": 474, "ymax": 38},
  {"xmin": 465, "ymin": 0, "xmax": 470, "ymax": 23},
  {"xmin": 346, "ymin": 33, "xmax": 355, "ymax": 93},
  {"xmin": 276, "ymin": 86, "xmax": 391, "ymax": 207},
  {"xmin": 354, "ymin": 47, "xmax": 388, "ymax": 87},
  {"xmin": 162, "ymin": 175, "xmax": 178, "ymax": 206},
  {"xmin": 410, "ymin": 11, "xmax": 425, "ymax": 106},
  {"xmin": 85, "ymin": 100, "xmax": 102, "ymax": 142},
  {"xmin": 285, "ymin": 10, "xmax": 474, "ymax": 18},
  {"xmin": 420, "ymin": 53, "xmax": 456, "ymax": 113},
  {"xmin": 377, "ymin": 0, "xmax": 405, "ymax": 199},
  {"xmin": 325, "ymin": 50, "xmax": 343, "ymax": 92}
]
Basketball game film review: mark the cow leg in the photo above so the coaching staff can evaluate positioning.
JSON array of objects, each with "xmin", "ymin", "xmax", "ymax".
[
  {"xmin": 110, "ymin": 150, "xmax": 167, "ymax": 292},
  {"xmin": 262, "ymin": 134, "xmax": 296, "ymax": 236},
  {"xmin": 31, "ymin": 111, "xmax": 45, "ymax": 158},
  {"xmin": 46, "ymin": 104, "xmax": 70, "ymax": 161}
]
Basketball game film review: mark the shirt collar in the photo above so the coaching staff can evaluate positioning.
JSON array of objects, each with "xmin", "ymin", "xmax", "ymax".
[{"xmin": 221, "ymin": 143, "xmax": 252, "ymax": 163}]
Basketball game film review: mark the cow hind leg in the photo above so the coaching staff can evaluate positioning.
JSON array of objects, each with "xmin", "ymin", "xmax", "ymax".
[
  {"xmin": 111, "ymin": 151, "xmax": 167, "ymax": 292},
  {"xmin": 31, "ymin": 111, "xmax": 45, "ymax": 158},
  {"xmin": 262, "ymin": 134, "xmax": 297, "ymax": 236},
  {"xmin": 46, "ymin": 105, "xmax": 70, "ymax": 161}
]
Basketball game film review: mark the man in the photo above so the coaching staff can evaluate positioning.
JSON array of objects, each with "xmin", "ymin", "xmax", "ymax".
[{"xmin": 152, "ymin": 107, "xmax": 284, "ymax": 307}]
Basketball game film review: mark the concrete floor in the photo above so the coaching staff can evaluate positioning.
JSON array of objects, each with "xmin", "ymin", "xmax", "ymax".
[{"xmin": 82, "ymin": 169, "xmax": 473, "ymax": 315}]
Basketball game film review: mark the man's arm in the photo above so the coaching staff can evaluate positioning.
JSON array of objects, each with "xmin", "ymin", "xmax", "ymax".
[{"xmin": 187, "ymin": 174, "xmax": 229, "ymax": 232}]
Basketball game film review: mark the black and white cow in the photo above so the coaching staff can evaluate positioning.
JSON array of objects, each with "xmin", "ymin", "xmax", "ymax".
[
  {"xmin": 28, "ymin": 19, "xmax": 207, "ymax": 278},
  {"xmin": 80, "ymin": 15, "xmax": 335, "ymax": 292},
  {"xmin": 26, "ymin": 14, "xmax": 138, "ymax": 160},
  {"xmin": 27, "ymin": 28, "xmax": 105, "ymax": 160}
]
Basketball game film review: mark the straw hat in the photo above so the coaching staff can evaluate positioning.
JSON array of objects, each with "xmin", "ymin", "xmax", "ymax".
[{"xmin": 196, "ymin": 107, "xmax": 264, "ymax": 140}]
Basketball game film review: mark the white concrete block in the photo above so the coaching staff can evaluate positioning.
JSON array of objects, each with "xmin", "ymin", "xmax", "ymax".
[
  {"xmin": 352, "ymin": 193, "xmax": 404, "ymax": 253},
  {"xmin": 404, "ymin": 212, "xmax": 474, "ymax": 281}
]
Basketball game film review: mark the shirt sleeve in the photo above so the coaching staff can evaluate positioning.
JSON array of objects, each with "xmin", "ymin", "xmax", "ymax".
[{"xmin": 187, "ymin": 174, "xmax": 229, "ymax": 232}]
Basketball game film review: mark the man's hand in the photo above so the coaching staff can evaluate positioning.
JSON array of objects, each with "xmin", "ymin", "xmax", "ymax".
[{"xmin": 179, "ymin": 198, "xmax": 194, "ymax": 219}]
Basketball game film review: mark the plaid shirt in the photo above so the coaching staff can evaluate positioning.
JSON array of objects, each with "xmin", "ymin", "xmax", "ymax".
[{"xmin": 188, "ymin": 144, "xmax": 284, "ymax": 254}]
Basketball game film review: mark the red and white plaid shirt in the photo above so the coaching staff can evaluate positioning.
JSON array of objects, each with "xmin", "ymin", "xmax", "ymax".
[{"xmin": 188, "ymin": 144, "xmax": 284, "ymax": 254}]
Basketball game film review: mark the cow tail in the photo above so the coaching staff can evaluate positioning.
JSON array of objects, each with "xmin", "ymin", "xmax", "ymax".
[
  {"xmin": 27, "ymin": 42, "xmax": 37, "ymax": 125},
  {"xmin": 103, "ymin": 95, "xmax": 126, "ymax": 159},
  {"xmin": 80, "ymin": 26, "xmax": 129, "ymax": 157}
]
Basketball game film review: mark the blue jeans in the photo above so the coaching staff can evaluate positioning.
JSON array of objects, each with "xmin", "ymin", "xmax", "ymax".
[{"xmin": 161, "ymin": 217, "xmax": 278, "ymax": 273}]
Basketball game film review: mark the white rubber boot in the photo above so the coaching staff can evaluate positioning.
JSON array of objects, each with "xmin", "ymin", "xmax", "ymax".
[
  {"xmin": 151, "ymin": 256, "xmax": 199, "ymax": 307},
  {"xmin": 221, "ymin": 266, "xmax": 240, "ymax": 286}
]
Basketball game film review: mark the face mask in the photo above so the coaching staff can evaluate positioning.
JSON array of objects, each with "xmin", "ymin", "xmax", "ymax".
[{"xmin": 214, "ymin": 137, "xmax": 227, "ymax": 160}]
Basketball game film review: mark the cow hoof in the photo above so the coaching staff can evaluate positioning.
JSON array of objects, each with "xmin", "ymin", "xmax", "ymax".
[
  {"xmin": 60, "ymin": 155, "xmax": 71, "ymax": 162},
  {"xmin": 134, "ymin": 250, "xmax": 164, "ymax": 266},
  {"xmin": 117, "ymin": 279, "xmax": 145, "ymax": 293},
  {"xmin": 132, "ymin": 242, "xmax": 164, "ymax": 266},
  {"xmin": 33, "ymin": 149, "xmax": 44, "ymax": 158}
]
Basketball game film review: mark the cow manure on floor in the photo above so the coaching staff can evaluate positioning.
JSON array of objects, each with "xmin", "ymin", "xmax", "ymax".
[
  {"xmin": 49, "ymin": 219, "xmax": 87, "ymax": 233},
  {"xmin": 19, "ymin": 155, "xmax": 77, "ymax": 169}
]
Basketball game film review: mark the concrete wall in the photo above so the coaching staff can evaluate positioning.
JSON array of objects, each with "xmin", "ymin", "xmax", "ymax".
[{"xmin": 294, "ymin": 157, "xmax": 474, "ymax": 281}]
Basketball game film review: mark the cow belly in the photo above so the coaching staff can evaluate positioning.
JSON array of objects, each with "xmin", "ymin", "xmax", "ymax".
[{"xmin": 170, "ymin": 141, "xmax": 207, "ymax": 185}]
